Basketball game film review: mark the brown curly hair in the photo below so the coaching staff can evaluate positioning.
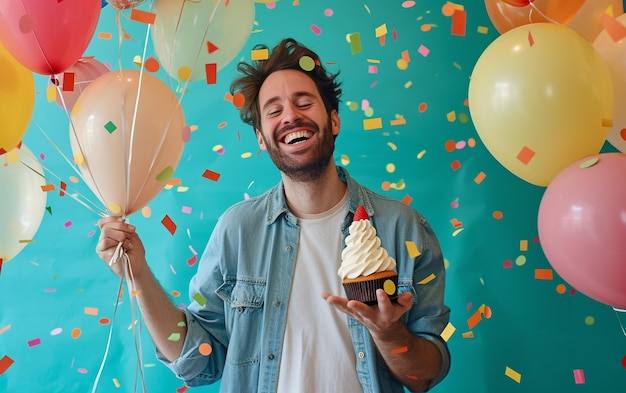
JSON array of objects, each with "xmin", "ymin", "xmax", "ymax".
[{"xmin": 230, "ymin": 38, "xmax": 342, "ymax": 132}]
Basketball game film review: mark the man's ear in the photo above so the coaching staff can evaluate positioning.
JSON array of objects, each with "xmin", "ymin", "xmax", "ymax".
[
  {"xmin": 330, "ymin": 109, "xmax": 340, "ymax": 137},
  {"xmin": 255, "ymin": 129, "xmax": 267, "ymax": 150}
]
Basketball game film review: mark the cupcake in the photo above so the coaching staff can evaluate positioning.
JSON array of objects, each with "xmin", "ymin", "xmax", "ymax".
[{"xmin": 338, "ymin": 205, "xmax": 398, "ymax": 305}]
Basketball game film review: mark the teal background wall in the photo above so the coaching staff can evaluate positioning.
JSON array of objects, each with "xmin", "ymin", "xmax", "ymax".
[{"xmin": 1, "ymin": 1, "xmax": 625, "ymax": 392}]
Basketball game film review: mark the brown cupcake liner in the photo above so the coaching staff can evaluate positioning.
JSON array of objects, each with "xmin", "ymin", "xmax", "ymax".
[{"xmin": 342, "ymin": 274, "xmax": 398, "ymax": 305}]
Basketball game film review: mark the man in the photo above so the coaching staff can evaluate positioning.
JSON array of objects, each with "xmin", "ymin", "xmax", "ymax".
[{"xmin": 96, "ymin": 38, "xmax": 450, "ymax": 392}]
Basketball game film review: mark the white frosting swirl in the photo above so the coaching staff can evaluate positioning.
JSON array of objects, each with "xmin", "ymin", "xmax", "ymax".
[{"xmin": 338, "ymin": 219, "xmax": 396, "ymax": 279}]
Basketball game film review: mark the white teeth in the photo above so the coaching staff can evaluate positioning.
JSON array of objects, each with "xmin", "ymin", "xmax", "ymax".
[{"xmin": 284, "ymin": 131, "xmax": 312, "ymax": 144}]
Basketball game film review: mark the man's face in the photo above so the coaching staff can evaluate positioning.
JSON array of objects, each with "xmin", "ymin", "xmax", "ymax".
[{"xmin": 256, "ymin": 69, "xmax": 340, "ymax": 181}]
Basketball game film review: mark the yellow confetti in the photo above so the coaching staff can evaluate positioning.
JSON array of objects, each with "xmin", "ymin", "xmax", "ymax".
[
  {"xmin": 241, "ymin": 152, "xmax": 252, "ymax": 159},
  {"xmin": 405, "ymin": 241, "xmax": 421, "ymax": 258},
  {"xmin": 46, "ymin": 85, "xmax": 56, "ymax": 102},
  {"xmin": 440, "ymin": 322, "xmax": 455, "ymax": 342},
  {"xmin": 520, "ymin": 240, "xmax": 528, "ymax": 251},
  {"xmin": 461, "ymin": 331, "xmax": 474, "ymax": 338},
  {"xmin": 417, "ymin": 273, "xmax": 436, "ymax": 285},
  {"xmin": 386, "ymin": 163, "xmax": 396, "ymax": 173},
  {"xmin": 417, "ymin": 150, "xmax": 426, "ymax": 159},
  {"xmin": 505, "ymin": 366, "xmax": 522, "ymax": 383},
  {"xmin": 363, "ymin": 118, "xmax": 383, "ymax": 130},
  {"xmin": 446, "ymin": 111, "xmax": 456, "ymax": 122},
  {"xmin": 112, "ymin": 378, "xmax": 120, "ymax": 388},
  {"xmin": 452, "ymin": 228, "xmax": 464, "ymax": 237},
  {"xmin": 375, "ymin": 24, "xmax": 388, "ymax": 37},
  {"xmin": 477, "ymin": 26, "xmax": 489, "ymax": 34},
  {"xmin": 251, "ymin": 48, "xmax": 269, "ymax": 60},
  {"xmin": 107, "ymin": 202, "xmax": 122, "ymax": 215},
  {"xmin": 387, "ymin": 142, "xmax": 397, "ymax": 151},
  {"xmin": 341, "ymin": 154, "xmax": 350, "ymax": 166}
]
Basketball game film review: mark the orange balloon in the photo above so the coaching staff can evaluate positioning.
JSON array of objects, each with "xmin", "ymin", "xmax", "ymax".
[
  {"xmin": 484, "ymin": 0, "xmax": 585, "ymax": 34},
  {"xmin": 70, "ymin": 70, "xmax": 186, "ymax": 216}
]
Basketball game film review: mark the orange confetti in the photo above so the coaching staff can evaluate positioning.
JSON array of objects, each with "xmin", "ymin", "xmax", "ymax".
[
  {"xmin": 444, "ymin": 140, "xmax": 456, "ymax": 152},
  {"xmin": 202, "ymin": 169, "xmax": 221, "ymax": 182},
  {"xmin": 474, "ymin": 171, "xmax": 486, "ymax": 184},
  {"xmin": 232, "ymin": 93, "xmax": 245, "ymax": 108},
  {"xmin": 144, "ymin": 57, "xmax": 160, "ymax": 72},
  {"xmin": 601, "ymin": 13, "xmax": 626, "ymax": 42},
  {"xmin": 517, "ymin": 146, "xmax": 535, "ymax": 165},
  {"xmin": 401, "ymin": 195, "xmax": 412, "ymax": 205},
  {"xmin": 418, "ymin": 102, "xmax": 427, "ymax": 113},
  {"xmin": 41, "ymin": 184, "xmax": 55, "ymax": 192},
  {"xmin": 130, "ymin": 9, "xmax": 156, "ymax": 24},
  {"xmin": 467, "ymin": 309, "xmax": 482, "ymax": 330},
  {"xmin": 98, "ymin": 32, "xmax": 112, "ymax": 40},
  {"xmin": 392, "ymin": 346, "xmax": 409, "ymax": 354},
  {"xmin": 534, "ymin": 268, "xmax": 554, "ymax": 280},
  {"xmin": 71, "ymin": 328, "xmax": 81, "ymax": 339},
  {"xmin": 450, "ymin": 160, "xmax": 461, "ymax": 171}
]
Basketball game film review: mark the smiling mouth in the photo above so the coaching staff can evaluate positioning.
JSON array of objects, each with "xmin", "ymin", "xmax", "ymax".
[{"xmin": 284, "ymin": 130, "xmax": 313, "ymax": 145}]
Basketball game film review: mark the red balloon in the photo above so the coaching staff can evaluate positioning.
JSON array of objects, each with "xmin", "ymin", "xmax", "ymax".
[
  {"xmin": 0, "ymin": 0, "xmax": 100, "ymax": 75},
  {"xmin": 538, "ymin": 153, "xmax": 626, "ymax": 309}
]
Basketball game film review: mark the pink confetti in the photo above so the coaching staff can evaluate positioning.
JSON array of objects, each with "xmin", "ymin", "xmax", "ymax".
[
  {"xmin": 503, "ymin": 260, "xmax": 513, "ymax": 269},
  {"xmin": 323, "ymin": 8, "xmax": 333, "ymax": 17},
  {"xmin": 368, "ymin": 65, "xmax": 378, "ymax": 74},
  {"xmin": 64, "ymin": 220, "xmax": 73, "ymax": 228},
  {"xmin": 182, "ymin": 206, "xmax": 192, "ymax": 214},
  {"xmin": 418, "ymin": 44, "xmax": 430, "ymax": 57},
  {"xmin": 573, "ymin": 369, "xmax": 585, "ymax": 384},
  {"xmin": 310, "ymin": 24, "xmax": 322, "ymax": 35},
  {"xmin": 27, "ymin": 338, "xmax": 42, "ymax": 347}
]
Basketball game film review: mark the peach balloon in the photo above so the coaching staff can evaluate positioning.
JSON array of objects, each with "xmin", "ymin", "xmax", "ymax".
[
  {"xmin": 70, "ymin": 70, "xmax": 186, "ymax": 216},
  {"xmin": 52, "ymin": 57, "xmax": 110, "ymax": 111}
]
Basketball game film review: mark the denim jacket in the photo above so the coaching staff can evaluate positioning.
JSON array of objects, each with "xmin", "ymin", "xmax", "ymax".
[{"xmin": 157, "ymin": 167, "xmax": 451, "ymax": 392}]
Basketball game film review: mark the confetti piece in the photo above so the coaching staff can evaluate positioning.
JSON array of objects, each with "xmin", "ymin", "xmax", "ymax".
[
  {"xmin": 64, "ymin": 220, "xmax": 73, "ymax": 228},
  {"xmin": 451, "ymin": 10, "xmax": 466, "ymax": 36},
  {"xmin": 41, "ymin": 184, "xmax": 55, "ymax": 192},
  {"xmin": 187, "ymin": 255, "xmax": 198, "ymax": 266},
  {"xmin": 474, "ymin": 172, "xmax": 486, "ymax": 184},
  {"xmin": 368, "ymin": 65, "xmax": 378, "ymax": 74},
  {"xmin": 392, "ymin": 346, "xmax": 408, "ymax": 354},
  {"xmin": 205, "ymin": 63, "xmax": 217, "ymax": 84},
  {"xmin": 167, "ymin": 333, "xmax": 181, "ymax": 341},
  {"xmin": 310, "ymin": 24, "xmax": 322, "ymax": 35},
  {"xmin": 107, "ymin": 202, "xmax": 122, "ymax": 215},
  {"xmin": 405, "ymin": 241, "xmax": 421, "ymax": 258},
  {"xmin": 62, "ymin": 72, "xmax": 75, "ymax": 92},
  {"xmin": 450, "ymin": 218, "xmax": 462, "ymax": 228},
  {"xmin": 390, "ymin": 118, "xmax": 406, "ymax": 126},
  {"xmin": 299, "ymin": 55, "xmax": 316, "ymax": 71},
  {"xmin": 113, "ymin": 378, "xmax": 121, "ymax": 388},
  {"xmin": 104, "ymin": 121, "xmax": 117, "ymax": 134},
  {"xmin": 27, "ymin": 338, "xmax": 41, "ymax": 347},
  {"xmin": 375, "ymin": 24, "xmax": 388, "ymax": 38},
  {"xmin": 46, "ymin": 85, "xmax": 56, "ymax": 101},
  {"xmin": 130, "ymin": 9, "xmax": 156, "ymax": 24},
  {"xmin": 417, "ymin": 44, "xmax": 430, "ymax": 57},
  {"xmin": 348, "ymin": 33, "xmax": 362, "ymax": 54},
  {"xmin": 176, "ymin": 385, "xmax": 189, "ymax": 393},
  {"xmin": 71, "ymin": 328, "xmax": 81, "ymax": 339},
  {"xmin": 401, "ymin": 195, "xmax": 412, "ymax": 205},
  {"xmin": 207, "ymin": 41, "xmax": 219, "ymax": 54},
  {"xmin": 492, "ymin": 211, "xmax": 503, "ymax": 220},
  {"xmin": 0, "ymin": 355, "xmax": 14, "ymax": 375},
  {"xmin": 144, "ymin": 57, "xmax": 160, "ymax": 72},
  {"xmin": 178, "ymin": 66, "xmax": 192, "ymax": 81},
  {"xmin": 417, "ymin": 273, "xmax": 436, "ymax": 285},
  {"xmin": 528, "ymin": 31, "xmax": 535, "ymax": 47},
  {"xmin": 98, "ymin": 32, "xmax": 112, "ymax": 40},
  {"xmin": 450, "ymin": 160, "xmax": 461, "ymax": 171},
  {"xmin": 467, "ymin": 309, "xmax": 482, "ymax": 330},
  {"xmin": 440, "ymin": 322, "xmax": 456, "ymax": 342},
  {"xmin": 580, "ymin": 157, "xmax": 598, "ymax": 169},
  {"xmin": 84, "ymin": 307, "xmax": 98, "ymax": 316},
  {"xmin": 573, "ymin": 369, "xmax": 585, "ymax": 384},
  {"xmin": 0, "ymin": 325, "xmax": 11, "ymax": 335},
  {"xmin": 363, "ymin": 118, "xmax": 382, "ymax": 130},
  {"xmin": 461, "ymin": 331, "xmax": 473, "ymax": 339},
  {"xmin": 477, "ymin": 26, "xmax": 489, "ymax": 34},
  {"xmin": 202, "ymin": 169, "xmax": 221, "ymax": 181},
  {"xmin": 503, "ymin": 259, "xmax": 513, "ymax": 269},
  {"xmin": 232, "ymin": 93, "xmax": 245, "ymax": 108},
  {"xmin": 520, "ymin": 240, "xmax": 528, "ymax": 251},
  {"xmin": 192, "ymin": 292, "xmax": 207, "ymax": 306},
  {"xmin": 161, "ymin": 215, "xmax": 177, "ymax": 235},
  {"xmin": 534, "ymin": 269, "xmax": 553, "ymax": 280},
  {"xmin": 505, "ymin": 366, "xmax": 522, "ymax": 383},
  {"xmin": 516, "ymin": 146, "xmax": 535, "ymax": 165},
  {"xmin": 156, "ymin": 166, "xmax": 174, "ymax": 182},
  {"xmin": 251, "ymin": 48, "xmax": 269, "ymax": 60},
  {"xmin": 199, "ymin": 343, "xmax": 213, "ymax": 356}
]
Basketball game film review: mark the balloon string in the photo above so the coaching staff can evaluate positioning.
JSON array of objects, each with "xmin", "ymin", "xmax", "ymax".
[
  {"xmin": 33, "ymin": 120, "xmax": 109, "ymax": 216},
  {"xmin": 54, "ymin": 85, "xmax": 111, "ymax": 213},
  {"xmin": 613, "ymin": 307, "xmax": 626, "ymax": 337},
  {"xmin": 528, "ymin": 3, "xmax": 561, "ymax": 26}
]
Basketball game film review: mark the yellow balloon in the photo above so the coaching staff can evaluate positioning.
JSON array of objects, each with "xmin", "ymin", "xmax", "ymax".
[
  {"xmin": 0, "ymin": 42, "xmax": 35, "ymax": 154},
  {"xmin": 468, "ymin": 23, "xmax": 613, "ymax": 186}
]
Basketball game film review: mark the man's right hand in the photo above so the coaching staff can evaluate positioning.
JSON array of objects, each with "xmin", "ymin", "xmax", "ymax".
[{"xmin": 96, "ymin": 216, "xmax": 147, "ymax": 279}]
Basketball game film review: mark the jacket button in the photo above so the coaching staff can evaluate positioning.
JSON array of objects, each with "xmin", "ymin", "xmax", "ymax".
[
  {"xmin": 358, "ymin": 352, "xmax": 365, "ymax": 359},
  {"xmin": 268, "ymin": 354, "xmax": 275, "ymax": 360},
  {"xmin": 285, "ymin": 245, "xmax": 292, "ymax": 252}
]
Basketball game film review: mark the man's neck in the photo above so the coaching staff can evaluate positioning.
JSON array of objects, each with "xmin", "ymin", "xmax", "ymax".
[{"xmin": 282, "ymin": 163, "xmax": 347, "ymax": 216}]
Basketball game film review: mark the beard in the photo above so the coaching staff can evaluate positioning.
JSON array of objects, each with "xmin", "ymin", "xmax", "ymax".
[{"xmin": 260, "ymin": 116, "xmax": 335, "ymax": 182}]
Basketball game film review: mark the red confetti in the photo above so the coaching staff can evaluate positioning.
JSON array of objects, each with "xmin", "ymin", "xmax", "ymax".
[
  {"xmin": 205, "ymin": 63, "xmax": 217, "ymax": 85},
  {"xmin": 161, "ymin": 215, "xmax": 177, "ymax": 235},
  {"xmin": 62, "ymin": 72, "xmax": 75, "ymax": 92},
  {"xmin": 176, "ymin": 384, "xmax": 188, "ymax": 393},
  {"xmin": 451, "ymin": 9, "xmax": 466, "ymax": 37},
  {"xmin": 392, "ymin": 346, "xmax": 409, "ymax": 354},
  {"xmin": 207, "ymin": 41, "xmax": 219, "ymax": 54},
  {"xmin": 0, "ymin": 355, "xmax": 14, "ymax": 375},
  {"xmin": 621, "ymin": 355, "xmax": 626, "ymax": 368},
  {"xmin": 59, "ymin": 181, "xmax": 67, "ymax": 197},
  {"xmin": 528, "ymin": 31, "xmax": 535, "ymax": 47},
  {"xmin": 202, "ymin": 169, "xmax": 221, "ymax": 182}
]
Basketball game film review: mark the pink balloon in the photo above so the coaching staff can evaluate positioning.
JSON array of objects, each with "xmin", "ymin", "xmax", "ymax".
[
  {"xmin": 51, "ymin": 57, "xmax": 110, "ymax": 111},
  {"xmin": 537, "ymin": 153, "xmax": 626, "ymax": 308},
  {"xmin": 0, "ymin": 0, "xmax": 100, "ymax": 75}
]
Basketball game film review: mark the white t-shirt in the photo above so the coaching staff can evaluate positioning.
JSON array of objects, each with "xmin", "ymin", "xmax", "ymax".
[{"xmin": 276, "ymin": 193, "xmax": 363, "ymax": 393}]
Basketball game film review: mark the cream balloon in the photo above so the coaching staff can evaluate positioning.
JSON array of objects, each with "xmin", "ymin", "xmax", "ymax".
[
  {"xmin": 70, "ymin": 70, "xmax": 186, "ymax": 216},
  {"xmin": 0, "ymin": 145, "xmax": 46, "ymax": 264},
  {"xmin": 593, "ymin": 13, "xmax": 626, "ymax": 153},
  {"xmin": 567, "ymin": 0, "xmax": 624, "ymax": 42},
  {"xmin": 468, "ymin": 23, "xmax": 613, "ymax": 186},
  {"xmin": 151, "ymin": 0, "xmax": 255, "ymax": 82}
]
